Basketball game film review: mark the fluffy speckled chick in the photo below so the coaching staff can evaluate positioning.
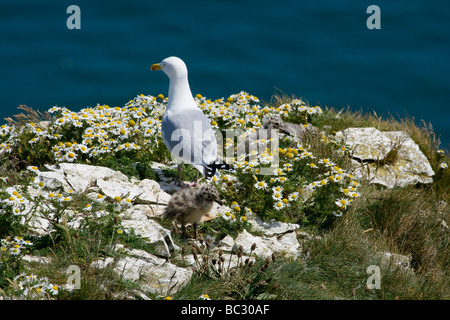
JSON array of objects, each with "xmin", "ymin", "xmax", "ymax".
[
  {"xmin": 263, "ymin": 115, "xmax": 319, "ymax": 139},
  {"xmin": 164, "ymin": 184, "xmax": 222, "ymax": 238},
  {"xmin": 262, "ymin": 115, "xmax": 291, "ymax": 135}
]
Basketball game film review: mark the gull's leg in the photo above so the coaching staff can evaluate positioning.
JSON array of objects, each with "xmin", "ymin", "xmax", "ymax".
[
  {"xmin": 172, "ymin": 222, "xmax": 179, "ymax": 235},
  {"xmin": 193, "ymin": 222, "xmax": 198, "ymax": 240},
  {"xmin": 175, "ymin": 164, "xmax": 188, "ymax": 188},
  {"xmin": 178, "ymin": 164, "xmax": 182, "ymax": 182}
]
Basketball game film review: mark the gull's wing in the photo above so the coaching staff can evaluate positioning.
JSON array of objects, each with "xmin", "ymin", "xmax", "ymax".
[{"xmin": 162, "ymin": 107, "xmax": 217, "ymax": 168}]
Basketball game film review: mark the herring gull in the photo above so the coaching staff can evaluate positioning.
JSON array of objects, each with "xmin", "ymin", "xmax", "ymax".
[{"xmin": 151, "ymin": 56, "xmax": 233, "ymax": 182}]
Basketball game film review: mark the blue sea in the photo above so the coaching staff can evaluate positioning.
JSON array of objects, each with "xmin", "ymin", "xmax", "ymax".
[{"xmin": 1, "ymin": 0, "xmax": 449, "ymax": 148}]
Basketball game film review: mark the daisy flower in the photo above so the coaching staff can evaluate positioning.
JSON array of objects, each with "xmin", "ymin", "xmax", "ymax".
[
  {"xmin": 335, "ymin": 198, "xmax": 350, "ymax": 210},
  {"xmin": 65, "ymin": 152, "xmax": 77, "ymax": 162},
  {"xmin": 272, "ymin": 191, "xmax": 283, "ymax": 201},
  {"xmin": 349, "ymin": 192, "xmax": 360, "ymax": 198},
  {"xmin": 200, "ymin": 294, "xmax": 211, "ymax": 300},
  {"xmin": 277, "ymin": 176, "xmax": 288, "ymax": 183},
  {"xmin": 274, "ymin": 201, "xmax": 285, "ymax": 210},
  {"xmin": 121, "ymin": 198, "xmax": 133, "ymax": 207},
  {"xmin": 307, "ymin": 163, "xmax": 318, "ymax": 169},
  {"xmin": 222, "ymin": 211, "xmax": 232, "ymax": 221},
  {"xmin": 95, "ymin": 194, "xmax": 105, "ymax": 203},
  {"xmin": 27, "ymin": 166, "xmax": 40, "ymax": 173},
  {"xmin": 10, "ymin": 246, "xmax": 21, "ymax": 255},
  {"xmin": 440, "ymin": 163, "xmax": 448, "ymax": 169},
  {"xmin": 272, "ymin": 186, "xmax": 284, "ymax": 193},
  {"xmin": 47, "ymin": 284, "xmax": 59, "ymax": 295},
  {"xmin": 288, "ymin": 192, "xmax": 299, "ymax": 202},
  {"xmin": 318, "ymin": 158, "xmax": 333, "ymax": 167},
  {"xmin": 254, "ymin": 180, "xmax": 268, "ymax": 190},
  {"xmin": 60, "ymin": 196, "xmax": 72, "ymax": 203}
]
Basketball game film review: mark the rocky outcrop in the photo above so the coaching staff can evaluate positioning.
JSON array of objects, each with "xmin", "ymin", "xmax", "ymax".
[
  {"xmin": 19, "ymin": 162, "xmax": 304, "ymax": 297},
  {"xmin": 337, "ymin": 127, "xmax": 435, "ymax": 188}
]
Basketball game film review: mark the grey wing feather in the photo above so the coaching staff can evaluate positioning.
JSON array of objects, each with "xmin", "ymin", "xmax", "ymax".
[{"xmin": 162, "ymin": 108, "xmax": 217, "ymax": 167}]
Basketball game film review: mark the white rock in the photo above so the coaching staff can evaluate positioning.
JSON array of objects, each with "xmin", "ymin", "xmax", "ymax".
[
  {"xmin": 92, "ymin": 253, "xmax": 192, "ymax": 295},
  {"xmin": 121, "ymin": 219, "xmax": 178, "ymax": 258},
  {"xmin": 249, "ymin": 216, "xmax": 299, "ymax": 236},
  {"xmin": 376, "ymin": 252, "xmax": 413, "ymax": 273},
  {"xmin": 158, "ymin": 181, "xmax": 182, "ymax": 193},
  {"xmin": 219, "ymin": 229, "xmax": 301, "ymax": 259},
  {"xmin": 337, "ymin": 127, "xmax": 435, "ymax": 188},
  {"xmin": 135, "ymin": 179, "xmax": 172, "ymax": 205},
  {"xmin": 34, "ymin": 171, "xmax": 72, "ymax": 190},
  {"xmin": 43, "ymin": 163, "xmax": 129, "ymax": 193},
  {"xmin": 96, "ymin": 178, "xmax": 143, "ymax": 201},
  {"xmin": 121, "ymin": 204, "xmax": 165, "ymax": 220},
  {"xmin": 27, "ymin": 216, "xmax": 51, "ymax": 236},
  {"xmin": 115, "ymin": 245, "xmax": 167, "ymax": 265},
  {"xmin": 121, "ymin": 257, "xmax": 192, "ymax": 295},
  {"xmin": 338, "ymin": 127, "xmax": 392, "ymax": 160},
  {"xmin": 22, "ymin": 255, "xmax": 52, "ymax": 264},
  {"xmin": 91, "ymin": 257, "xmax": 115, "ymax": 269}
]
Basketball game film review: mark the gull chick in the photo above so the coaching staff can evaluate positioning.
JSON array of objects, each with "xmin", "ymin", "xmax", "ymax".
[
  {"xmin": 263, "ymin": 115, "xmax": 319, "ymax": 139},
  {"xmin": 151, "ymin": 56, "xmax": 233, "ymax": 183},
  {"xmin": 164, "ymin": 184, "xmax": 222, "ymax": 238}
]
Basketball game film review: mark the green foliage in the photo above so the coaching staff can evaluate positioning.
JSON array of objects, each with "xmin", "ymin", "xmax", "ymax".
[
  {"xmin": 162, "ymin": 163, "xmax": 199, "ymax": 182},
  {"xmin": 93, "ymin": 154, "xmax": 158, "ymax": 181},
  {"xmin": 0, "ymin": 92, "xmax": 449, "ymax": 300}
]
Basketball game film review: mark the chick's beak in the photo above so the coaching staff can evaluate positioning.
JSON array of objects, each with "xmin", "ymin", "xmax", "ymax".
[
  {"xmin": 215, "ymin": 198, "xmax": 223, "ymax": 206},
  {"xmin": 281, "ymin": 128, "xmax": 291, "ymax": 135},
  {"xmin": 151, "ymin": 63, "xmax": 162, "ymax": 71}
]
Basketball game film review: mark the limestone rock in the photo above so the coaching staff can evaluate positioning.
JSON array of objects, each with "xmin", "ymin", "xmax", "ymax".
[
  {"xmin": 92, "ymin": 248, "xmax": 192, "ymax": 295},
  {"xmin": 96, "ymin": 178, "xmax": 143, "ymax": 201},
  {"xmin": 121, "ymin": 204, "xmax": 165, "ymax": 220},
  {"xmin": 134, "ymin": 179, "xmax": 172, "ymax": 205},
  {"xmin": 337, "ymin": 127, "xmax": 434, "ymax": 188},
  {"xmin": 22, "ymin": 254, "xmax": 52, "ymax": 264},
  {"xmin": 41, "ymin": 163, "xmax": 129, "ymax": 193},
  {"xmin": 219, "ymin": 229, "xmax": 301, "ymax": 259},
  {"xmin": 249, "ymin": 216, "xmax": 299, "ymax": 236},
  {"xmin": 376, "ymin": 252, "xmax": 413, "ymax": 272},
  {"xmin": 121, "ymin": 218, "xmax": 178, "ymax": 258}
]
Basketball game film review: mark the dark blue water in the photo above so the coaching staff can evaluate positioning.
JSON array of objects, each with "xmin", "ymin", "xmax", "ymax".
[{"xmin": 1, "ymin": 0, "xmax": 449, "ymax": 148}]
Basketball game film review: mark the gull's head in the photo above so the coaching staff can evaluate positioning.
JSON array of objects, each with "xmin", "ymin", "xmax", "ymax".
[
  {"xmin": 151, "ymin": 56, "xmax": 188, "ymax": 79},
  {"xmin": 263, "ymin": 115, "xmax": 291, "ymax": 135},
  {"xmin": 200, "ymin": 184, "xmax": 223, "ymax": 205}
]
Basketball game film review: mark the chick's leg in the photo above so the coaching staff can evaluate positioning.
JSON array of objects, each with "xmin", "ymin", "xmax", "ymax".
[{"xmin": 193, "ymin": 222, "xmax": 198, "ymax": 240}]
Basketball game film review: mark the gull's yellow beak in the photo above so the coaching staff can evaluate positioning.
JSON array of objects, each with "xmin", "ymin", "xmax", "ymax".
[{"xmin": 151, "ymin": 63, "xmax": 162, "ymax": 71}]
